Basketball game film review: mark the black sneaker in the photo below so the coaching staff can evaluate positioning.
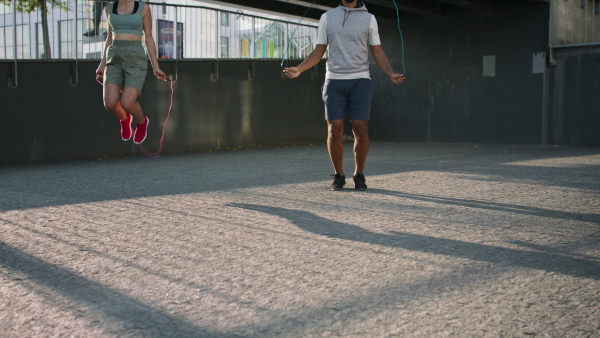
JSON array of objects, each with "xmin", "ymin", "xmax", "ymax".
[
  {"xmin": 330, "ymin": 174, "xmax": 346, "ymax": 191},
  {"xmin": 353, "ymin": 173, "xmax": 367, "ymax": 190}
]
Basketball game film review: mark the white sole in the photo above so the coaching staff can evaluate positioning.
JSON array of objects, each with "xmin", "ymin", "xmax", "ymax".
[{"xmin": 133, "ymin": 116, "xmax": 148, "ymax": 144}]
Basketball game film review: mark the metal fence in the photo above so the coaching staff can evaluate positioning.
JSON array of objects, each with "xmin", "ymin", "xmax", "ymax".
[
  {"xmin": 550, "ymin": 0, "xmax": 600, "ymax": 47},
  {"xmin": 0, "ymin": 0, "xmax": 319, "ymax": 60}
]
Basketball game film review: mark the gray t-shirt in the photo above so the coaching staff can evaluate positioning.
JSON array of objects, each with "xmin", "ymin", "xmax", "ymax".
[{"xmin": 316, "ymin": 3, "xmax": 381, "ymax": 79}]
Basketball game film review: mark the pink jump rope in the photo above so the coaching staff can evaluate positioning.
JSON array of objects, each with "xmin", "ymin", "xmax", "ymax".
[{"xmin": 97, "ymin": 77, "xmax": 174, "ymax": 159}]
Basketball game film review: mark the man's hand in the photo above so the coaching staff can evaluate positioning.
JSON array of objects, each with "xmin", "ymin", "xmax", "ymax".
[
  {"xmin": 283, "ymin": 67, "xmax": 301, "ymax": 79},
  {"xmin": 390, "ymin": 73, "xmax": 405, "ymax": 85}
]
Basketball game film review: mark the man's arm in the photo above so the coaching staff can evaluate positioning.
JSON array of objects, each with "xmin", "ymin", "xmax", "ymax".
[
  {"xmin": 283, "ymin": 44, "xmax": 327, "ymax": 79},
  {"xmin": 370, "ymin": 44, "xmax": 405, "ymax": 85}
]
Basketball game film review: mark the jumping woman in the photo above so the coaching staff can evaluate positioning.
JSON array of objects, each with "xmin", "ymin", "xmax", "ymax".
[{"xmin": 96, "ymin": 0, "xmax": 167, "ymax": 144}]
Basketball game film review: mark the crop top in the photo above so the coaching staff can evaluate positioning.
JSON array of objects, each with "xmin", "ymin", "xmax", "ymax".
[{"xmin": 108, "ymin": 1, "xmax": 144, "ymax": 37}]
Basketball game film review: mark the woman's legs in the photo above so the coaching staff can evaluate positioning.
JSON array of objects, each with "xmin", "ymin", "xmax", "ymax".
[
  {"xmin": 118, "ymin": 87, "xmax": 149, "ymax": 144},
  {"xmin": 103, "ymin": 84, "xmax": 147, "ymax": 142},
  {"xmin": 103, "ymin": 83, "xmax": 128, "ymax": 121},
  {"xmin": 103, "ymin": 85, "xmax": 144, "ymax": 122},
  {"xmin": 119, "ymin": 87, "xmax": 145, "ymax": 123}
]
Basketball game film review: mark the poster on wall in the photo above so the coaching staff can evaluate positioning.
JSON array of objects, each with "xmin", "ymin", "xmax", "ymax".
[{"xmin": 158, "ymin": 20, "xmax": 183, "ymax": 59}]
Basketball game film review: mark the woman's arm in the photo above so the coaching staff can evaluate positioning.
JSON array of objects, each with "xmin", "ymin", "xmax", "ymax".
[{"xmin": 142, "ymin": 4, "xmax": 167, "ymax": 80}]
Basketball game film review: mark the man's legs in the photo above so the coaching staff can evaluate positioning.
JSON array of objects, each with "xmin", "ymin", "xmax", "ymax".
[
  {"xmin": 351, "ymin": 119, "xmax": 369, "ymax": 176},
  {"xmin": 323, "ymin": 79, "xmax": 372, "ymax": 190},
  {"xmin": 347, "ymin": 78, "xmax": 373, "ymax": 190},
  {"xmin": 327, "ymin": 119, "xmax": 347, "ymax": 190},
  {"xmin": 323, "ymin": 79, "xmax": 348, "ymax": 190},
  {"xmin": 327, "ymin": 119, "xmax": 345, "ymax": 176}
]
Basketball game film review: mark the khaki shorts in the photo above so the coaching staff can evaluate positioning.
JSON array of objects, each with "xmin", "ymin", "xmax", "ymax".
[{"xmin": 104, "ymin": 40, "xmax": 148, "ymax": 95}]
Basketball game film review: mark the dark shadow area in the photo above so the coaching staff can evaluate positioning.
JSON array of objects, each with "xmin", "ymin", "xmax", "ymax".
[
  {"xmin": 508, "ymin": 240, "xmax": 600, "ymax": 261},
  {"xmin": 0, "ymin": 241, "xmax": 221, "ymax": 337},
  {"xmin": 228, "ymin": 203, "xmax": 600, "ymax": 280},
  {"xmin": 368, "ymin": 189, "xmax": 600, "ymax": 224},
  {"xmin": 0, "ymin": 215, "xmax": 263, "ymax": 314},
  {"xmin": 0, "ymin": 144, "xmax": 598, "ymax": 212}
]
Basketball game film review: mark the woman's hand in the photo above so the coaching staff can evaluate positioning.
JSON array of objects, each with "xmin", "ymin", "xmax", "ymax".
[
  {"xmin": 96, "ymin": 65, "xmax": 106, "ymax": 79},
  {"xmin": 154, "ymin": 68, "xmax": 168, "ymax": 81}
]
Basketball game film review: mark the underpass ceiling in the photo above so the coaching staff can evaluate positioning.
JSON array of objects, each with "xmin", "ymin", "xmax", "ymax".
[{"xmin": 198, "ymin": 0, "xmax": 547, "ymax": 21}]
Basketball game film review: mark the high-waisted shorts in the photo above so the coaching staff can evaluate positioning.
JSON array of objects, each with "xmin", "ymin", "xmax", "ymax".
[{"xmin": 104, "ymin": 40, "xmax": 148, "ymax": 95}]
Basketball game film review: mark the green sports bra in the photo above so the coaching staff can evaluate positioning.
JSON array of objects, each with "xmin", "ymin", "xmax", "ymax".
[{"xmin": 109, "ymin": 1, "xmax": 144, "ymax": 37}]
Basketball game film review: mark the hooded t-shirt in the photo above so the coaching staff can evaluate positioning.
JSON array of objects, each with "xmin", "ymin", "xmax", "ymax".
[{"xmin": 316, "ymin": 2, "xmax": 381, "ymax": 79}]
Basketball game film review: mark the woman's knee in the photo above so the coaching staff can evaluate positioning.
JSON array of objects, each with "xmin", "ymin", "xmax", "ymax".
[
  {"xmin": 103, "ymin": 99, "xmax": 118, "ymax": 112},
  {"xmin": 120, "ymin": 98, "xmax": 137, "ymax": 112}
]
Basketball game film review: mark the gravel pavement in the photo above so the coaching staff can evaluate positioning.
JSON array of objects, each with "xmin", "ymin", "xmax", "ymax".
[{"xmin": 1, "ymin": 142, "xmax": 599, "ymax": 337}]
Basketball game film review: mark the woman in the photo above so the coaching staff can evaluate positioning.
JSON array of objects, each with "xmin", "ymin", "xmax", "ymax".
[{"xmin": 96, "ymin": 0, "xmax": 167, "ymax": 144}]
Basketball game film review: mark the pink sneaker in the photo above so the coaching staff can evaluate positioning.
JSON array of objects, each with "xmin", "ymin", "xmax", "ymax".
[
  {"xmin": 133, "ymin": 116, "xmax": 149, "ymax": 144},
  {"xmin": 119, "ymin": 113, "xmax": 133, "ymax": 141}
]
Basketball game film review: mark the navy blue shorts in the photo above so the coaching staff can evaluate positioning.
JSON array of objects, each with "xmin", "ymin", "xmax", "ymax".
[{"xmin": 321, "ymin": 78, "xmax": 374, "ymax": 121}]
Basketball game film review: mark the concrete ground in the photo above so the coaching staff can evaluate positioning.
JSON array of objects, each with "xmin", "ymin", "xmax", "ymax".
[{"xmin": 0, "ymin": 142, "xmax": 599, "ymax": 337}]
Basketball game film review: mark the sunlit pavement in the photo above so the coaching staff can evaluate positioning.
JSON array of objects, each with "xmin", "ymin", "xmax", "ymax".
[{"xmin": 1, "ymin": 142, "xmax": 599, "ymax": 337}]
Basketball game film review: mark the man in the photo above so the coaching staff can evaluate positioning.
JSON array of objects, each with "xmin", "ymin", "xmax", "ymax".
[{"xmin": 284, "ymin": 0, "xmax": 405, "ymax": 191}]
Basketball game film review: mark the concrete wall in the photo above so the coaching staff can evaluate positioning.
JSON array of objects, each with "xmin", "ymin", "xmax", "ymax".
[
  {"xmin": 546, "ymin": 48, "xmax": 600, "ymax": 146},
  {"xmin": 370, "ymin": 1, "xmax": 550, "ymax": 145},
  {"xmin": 0, "ymin": 60, "xmax": 327, "ymax": 163},
  {"xmin": 2, "ymin": 1, "xmax": 598, "ymax": 164}
]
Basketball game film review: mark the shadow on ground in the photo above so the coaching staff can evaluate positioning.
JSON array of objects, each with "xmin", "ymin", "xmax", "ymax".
[
  {"xmin": 1, "ymin": 143, "xmax": 598, "ymax": 212},
  {"xmin": 228, "ymin": 203, "xmax": 600, "ymax": 280},
  {"xmin": 0, "ymin": 241, "xmax": 222, "ymax": 337}
]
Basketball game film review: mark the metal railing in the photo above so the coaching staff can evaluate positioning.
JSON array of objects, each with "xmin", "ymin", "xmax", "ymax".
[
  {"xmin": 550, "ymin": 0, "xmax": 600, "ymax": 47},
  {"xmin": 0, "ymin": 0, "xmax": 319, "ymax": 60}
]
